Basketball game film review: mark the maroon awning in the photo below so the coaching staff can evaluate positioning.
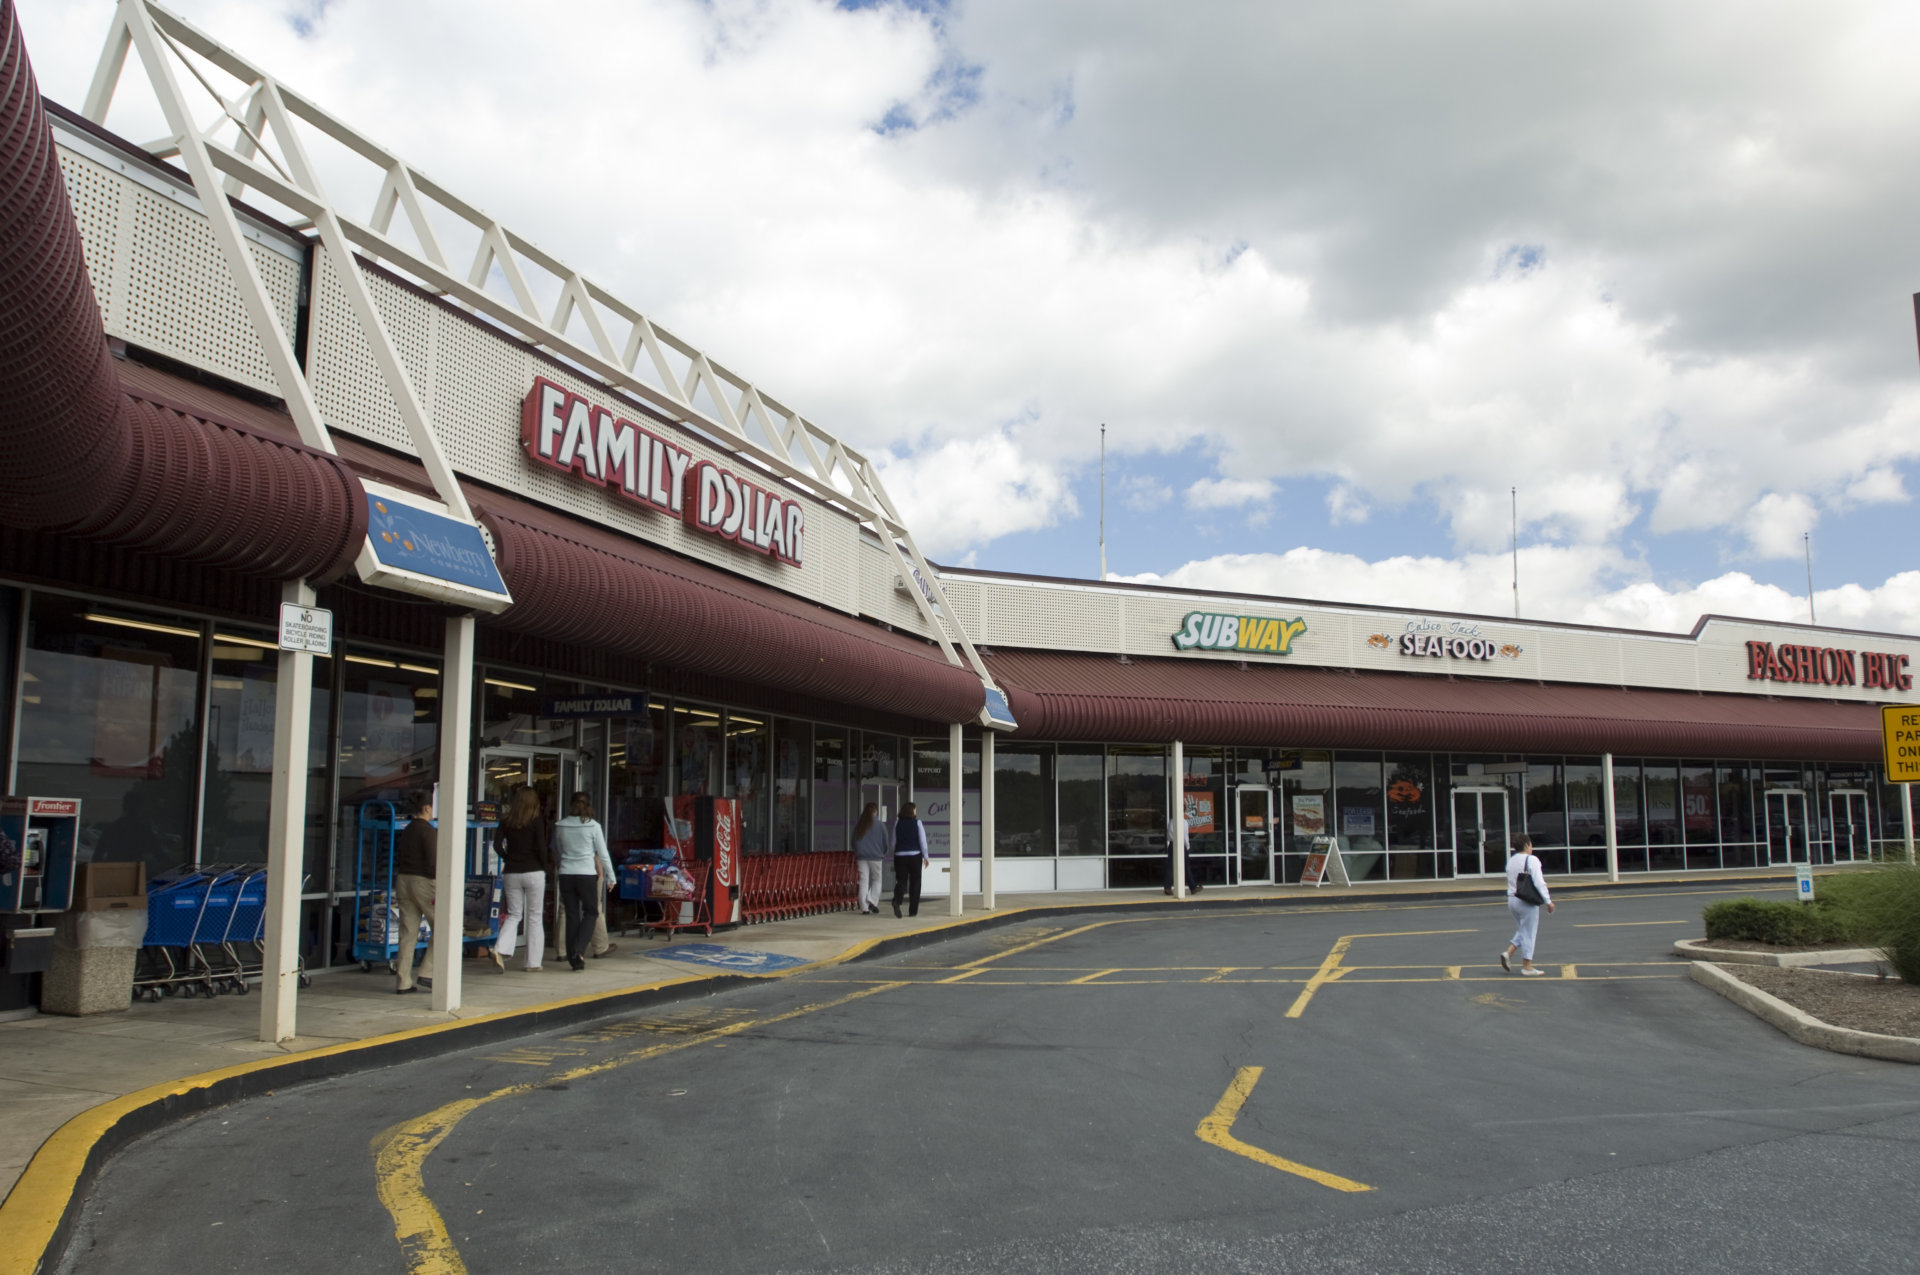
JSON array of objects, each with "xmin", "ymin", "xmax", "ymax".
[{"xmin": 984, "ymin": 649, "xmax": 1885, "ymax": 761}]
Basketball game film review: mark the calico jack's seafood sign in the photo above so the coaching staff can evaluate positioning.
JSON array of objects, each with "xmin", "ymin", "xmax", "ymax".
[
  {"xmin": 1173, "ymin": 612, "xmax": 1308, "ymax": 654},
  {"xmin": 521, "ymin": 378, "xmax": 805, "ymax": 567}
]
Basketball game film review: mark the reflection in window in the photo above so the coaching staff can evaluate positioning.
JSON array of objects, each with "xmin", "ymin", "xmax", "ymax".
[
  {"xmin": 772, "ymin": 718, "xmax": 809, "ymax": 854},
  {"xmin": 202, "ymin": 627, "xmax": 330, "ymax": 878},
  {"xmin": 1522, "ymin": 760, "xmax": 1564, "ymax": 848},
  {"xmin": 1385, "ymin": 753, "xmax": 1438, "ymax": 879},
  {"xmin": 1563, "ymin": 759, "xmax": 1606, "ymax": 873},
  {"xmin": 727, "ymin": 712, "xmax": 770, "ymax": 854},
  {"xmin": 673, "ymin": 704, "xmax": 721, "ymax": 797},
  {"xmin": 334, "ymin": 651, "xmax": 441, "ymax": 905},
  {"xmin": 607, "ymin": 704, "xmax": 667, "ymax": 851},
  {"xmin": 1333, "ymin": 755, "xmax": 1385, "ymax": 881},
  {"xmin": 1611, "ymin": 759, "xmax": 1646, "ymax": 871},
  {"xmin": 1106, "ymin": 745, "xmax": 1165, "ymax": 887},
  {"xmin": 1058, "ymin": 746, "xmax": 1104, "ymax": 857},
  {"xmin": 813, "ymin": 727, "xmax": 849, "ymax": 853},
  {"xmin": 1644, "ymin": 763, "xmax": 1682, "ymax": 869},
  {"xmin": 994, "ymin": 742, "xmax": 1054, "ymax": 857},
  {"xmin": 18, "ymin": 597, "xmax": 202, "ymax": 877},
  {"xmin": 481, "ymin": 672, "xmax": 575, "ymax": 749}
]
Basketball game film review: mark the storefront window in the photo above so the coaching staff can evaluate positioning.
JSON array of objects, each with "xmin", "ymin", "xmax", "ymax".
[
  {"xmin": 481, "ymin": 672, "xmax": 576, "ymax": 749},
  {"xmin": 18, "ymin": 597, "xmax": 203, "ymax": 876},
  {"xmin": 1386, "ymin": 753, "xmax": 1438, "ymax": 878},
  {"xmin": 995, "ymin": 742, "xmax": 1054, "ymax": 856},
  {"xmin": 201, "ymin": 625, "xmax": 330, "ymax": 877},
  {"xmin": 673, "ymin": 704, "xmax": 721, "ymax": 796},
  {"xmin": 727, "ymin": 712, "xmax": 770, "ymax": 854},
  {"xmin": 1564, "ymin": 759, "xmax": 1606, "ymax": 873},
  {"xmin": 1181, "ymin": 747, "xmax": 1227, "ymax": 886},
  {"xmin": 1681, "ymin": 761, "xmax": 1718, "ymax": 868},
  {"xmin": 1333, "ymin": 754, "xmax": 1385, "ymax": 881},
  {"xmin": 1522, "ymin": 760, "xmax": 1565, "ymax": 850},
  {"xmin": 1718, "ymin": 762, "xmax": 1758, "ymax": 866},
  {"xmin": 772, "ymin": 718, "xmax": 809, "ymax": 854},
  {"xmin": 910, "ymin": 737, "xmax": 979, "ymax": 856},
  {"xmin": 858, "ymin": 733, "xmax": 902, "ymax": 783},
  {"xmin": 1612, "ymin": 760, "xmax": 1646, "ymax": 870},
  {"xmin": 608, "ymin": 704, "xmax": 668, "ymax": 851},
  {"xmin": 1106, "ymin": 745, "xmax": 1166, "ymax": 887},
  {"xmin": 1278, "ymin": 749, "xmax": 1332, "ymax": 882},
  {"xmin": 1644, "ymin": 762, "xmax": 1681, "ymax": 868},
  {"xmin": 1057, "ymin": 745, "xmax": 1104, "ymax": 856},
  {"xmin": 334, "ymin": 649, "xmax": 441, "ymax": 952},
  {"xmin": 814, "ymin": 727, "xmax": 850, "ymax": 852}
]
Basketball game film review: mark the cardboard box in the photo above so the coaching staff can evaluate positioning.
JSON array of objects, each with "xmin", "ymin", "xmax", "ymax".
[{"xmin": 76, "ymin": 861, "xmax": 146, "ymax": 913}]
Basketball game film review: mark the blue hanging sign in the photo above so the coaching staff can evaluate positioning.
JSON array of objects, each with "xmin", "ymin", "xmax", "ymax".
[
  {"xmin": 361, "ymin": 491, "xmax": 512, "ymax": 612},
  {"xmin": 979, "ymin": 684, "xmax": 1018, "ymax": 730}
]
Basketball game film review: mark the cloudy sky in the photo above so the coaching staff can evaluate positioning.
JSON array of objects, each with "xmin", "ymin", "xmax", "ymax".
[{"xmin": 21, "ymin": 0, "xmax": 1920, "ymax": 634}]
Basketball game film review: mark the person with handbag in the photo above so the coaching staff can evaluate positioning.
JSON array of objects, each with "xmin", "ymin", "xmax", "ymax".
[{"xmin": 1500, "ymin": 834, "xmax": 1555, "ymax": 975}]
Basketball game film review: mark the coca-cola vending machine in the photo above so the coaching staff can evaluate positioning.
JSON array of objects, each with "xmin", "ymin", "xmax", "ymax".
[{"xmin": 671, "ymin": 795, "xmax": 740, "ymax": 927}]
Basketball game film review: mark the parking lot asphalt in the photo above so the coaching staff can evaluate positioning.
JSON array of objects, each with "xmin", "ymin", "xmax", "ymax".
[{"xmin": 56, "ymin": 883, "xmax": 1920, "ymax": 1274}]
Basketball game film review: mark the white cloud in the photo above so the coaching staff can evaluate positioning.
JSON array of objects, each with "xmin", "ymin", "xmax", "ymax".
[
  {"xmin": 1116, "ymin": 549, "xmax": 1920, "ymax": 637},
  {"xmin": 1121, "ymin": 476, "xmax": 1172, "ymax": 513},
  {"xmin": 15, "ymin": 0, "xmax": 1920, "ymax": 621},
  {"xmin": 1185, "ymin": 477, "xmax": 1274, "ymax": 510}
]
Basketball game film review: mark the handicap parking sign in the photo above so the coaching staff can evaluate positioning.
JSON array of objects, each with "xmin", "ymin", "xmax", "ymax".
[{"xmin": 650, "ymin": 943, "xmax": 808, "ymax": 973}]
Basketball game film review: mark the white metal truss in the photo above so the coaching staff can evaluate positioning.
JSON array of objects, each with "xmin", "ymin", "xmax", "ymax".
[{"xmin": 82, "ymin": 0, "xmax": 1003, "ymax": 701}]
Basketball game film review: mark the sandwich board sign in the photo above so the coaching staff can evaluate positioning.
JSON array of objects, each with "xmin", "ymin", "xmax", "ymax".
[{"xmin": 1300, "ymin": 836, "xmax": 1350, "ymax": 888}]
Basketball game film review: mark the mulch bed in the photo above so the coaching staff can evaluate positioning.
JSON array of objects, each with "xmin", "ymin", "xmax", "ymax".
[{"xmin": 1726, "ymin": 965, "xmax": 1920, "ymax": 1039}]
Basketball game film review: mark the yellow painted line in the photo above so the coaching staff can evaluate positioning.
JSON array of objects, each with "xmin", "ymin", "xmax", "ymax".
[
  {"xmin": 1561, "ymin": 965, "xmax": 1578, "ymax": 979},
  {"xmin": 961, "ymin": 919, "xmax": 1118, "ymax": 967},
  {"xmin": 1285, "ymin": 929, "xmax": 1475, "ymax": 1019},
  {"xmin": 1196, "ymin": 1067, "xmax": 1371, "ymax": 1192},
  {"xmin": 1069, "ymin": 968, "xmax": 1121, "ymax": 984},
  {"xmin": 1573, "ymin": 920, "xmax": 1691, "ymax": 927},
  {"xmin": 371, "ymin": 982, "xmax": 907, "ymax": 1273},
  {"xmin": 937, "ymin": 968, "xmax": 986, "ymax": 984},
  {"xmin": 1446, "ymin": 966, "xmax": 1462, "ymax": 980}
]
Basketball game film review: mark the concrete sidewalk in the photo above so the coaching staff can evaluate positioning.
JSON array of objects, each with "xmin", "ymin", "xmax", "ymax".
[{"xmin": 0, "ymin": 868, "xmax": 1792, "ymax": 1201}]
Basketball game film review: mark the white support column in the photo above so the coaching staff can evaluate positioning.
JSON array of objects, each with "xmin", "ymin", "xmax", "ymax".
[
  {"xmin": 259, "ymin": 580, "xmax": 315, "ymax": 1044},
  {"xmin": 1171, "ymin": 740, "xmax": 1187, "ymax": 900},
  {"xmin": 431, "ymin": 615, "xmax": 475, "ymax": 1013},
  {"xmin": 981, "ymin": 729, "xmax": 996, "ymax": 910},
  {"xmin": 1602, "ymin": 752, "xmax": 1620, "ymax": 883},
  {"xmin": 1905, "ymin": 783, "xmax": 1914, "ymax": 864},
  {"xmin": 948, "ymin": 722, "xmax": 964, "ymax": 917}
]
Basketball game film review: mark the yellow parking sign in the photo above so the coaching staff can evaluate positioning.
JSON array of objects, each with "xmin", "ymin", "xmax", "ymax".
[{"xmin": 1883, "ymin": 704, "xmax": 1920, "ymax": 783}]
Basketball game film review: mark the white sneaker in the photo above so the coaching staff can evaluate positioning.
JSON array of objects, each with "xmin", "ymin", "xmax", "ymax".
[{"xmin": 1521, "ymin": 967, "xmax": 1546, "ymax": 977}]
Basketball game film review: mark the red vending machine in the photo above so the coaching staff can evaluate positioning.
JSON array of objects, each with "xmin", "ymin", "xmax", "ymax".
[{"xmin": 671, "ymin": 796, "xmax": 740, "ymax": 928}]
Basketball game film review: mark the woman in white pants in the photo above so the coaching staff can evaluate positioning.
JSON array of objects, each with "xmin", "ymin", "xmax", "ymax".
[
  {"xmin": 850, "ymin": 802, "xmax": 892, "ymax": 914},
  {"xmin": 494, "ymin": 786, "xmax": 551, "ymax": 971},
  {"xmin": 1501, "ymin": 835, "xmax": 1555, "ymax": 976}
]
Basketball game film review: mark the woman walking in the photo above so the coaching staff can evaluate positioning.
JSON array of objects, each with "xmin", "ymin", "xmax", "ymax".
[
  {"xmin": 891, "ymin": 801, "xmax": 928, "ymax": 919},
  {"xmin": 1501, "ymin": 835, "xmax": 1555, "ymax": 976},
  {"xmin": 494, "ymin": 786, "xmax": 551, "ymax": 972},
  {"xmin": 554, "ymin": 791, "xmax": 614, "ymax": 972},
  {"xmin": 851, "ymin": 802, "xmax": 892, "ymax": 914}
]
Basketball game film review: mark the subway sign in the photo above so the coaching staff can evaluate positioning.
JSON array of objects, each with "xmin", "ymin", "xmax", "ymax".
[
  {"xmin": 1745, "ymin": 640, "xmax": 1910, "ymax": 690},
  {"xmin": 1172, "ymin": 612, "xmax": 1307, "ymax": 654},
  {"xmin": 521, "ymin": 378, "xmax": 804, "ymax": 567}
]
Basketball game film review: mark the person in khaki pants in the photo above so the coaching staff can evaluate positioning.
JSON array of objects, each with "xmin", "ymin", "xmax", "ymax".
[{"xmin": 394, "ymin": 791, "xmax": 437, "ymax": 994}]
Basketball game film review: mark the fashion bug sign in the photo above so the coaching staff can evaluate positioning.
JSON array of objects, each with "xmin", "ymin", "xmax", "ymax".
[
  {"xmin": 521, "ymin": 378, "xmax": 804, "ymax": 567},
  {"xmin": 1172, "ymin": 612, "xmax": 1308, "ymax": 654}
]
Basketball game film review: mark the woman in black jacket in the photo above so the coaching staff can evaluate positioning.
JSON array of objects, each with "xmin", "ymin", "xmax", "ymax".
[{"xmin": 494, "ymin": 786, "xmax": 552, "ymax": 971}]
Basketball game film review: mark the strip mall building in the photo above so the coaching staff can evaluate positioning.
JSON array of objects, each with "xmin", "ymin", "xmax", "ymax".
[{"xmin": 1, "ymin": 2, "xmax": 1914, "ymax": 1023}]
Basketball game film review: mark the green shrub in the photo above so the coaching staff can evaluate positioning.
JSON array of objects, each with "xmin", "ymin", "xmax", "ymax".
[
  {"xmin": 1830, "ymin": 865, "xmax": 1920, "ymax": 984},
  {"xmin": 1701, "ymin": 898, "xmax": 1852, "ymax": 946}
]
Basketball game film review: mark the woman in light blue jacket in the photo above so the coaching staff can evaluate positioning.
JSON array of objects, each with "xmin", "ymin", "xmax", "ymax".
[{"xmin": 553, "ymin": 791, "xmax": 614, "ymax": 972}]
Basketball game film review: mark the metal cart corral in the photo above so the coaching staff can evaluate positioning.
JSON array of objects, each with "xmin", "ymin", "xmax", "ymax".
[{"xmin": 352, "ymin": 801, "xmax": 500, "ymax": 973}]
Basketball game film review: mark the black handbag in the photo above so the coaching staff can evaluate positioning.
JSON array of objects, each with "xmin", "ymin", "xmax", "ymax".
[{"xmin": 1512, "ymin": 854, "xmax": 1546, "ymax": 906}]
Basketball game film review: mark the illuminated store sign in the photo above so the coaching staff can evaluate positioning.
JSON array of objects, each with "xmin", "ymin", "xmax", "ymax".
[
  {"xmin": 1745, "ymin": 641, "xmax": 1910, "ymax": 690},
  {"xmin": 1369, "ymin": 619, "xmax": 1521, "ymax": 663},
  {"xmin": 1172, "ymin": 612, "xmax": 1307, "ymax": 654},
  {"xmin": 521, "ymin": 378, "xmax": 803, "ymax": 567}
]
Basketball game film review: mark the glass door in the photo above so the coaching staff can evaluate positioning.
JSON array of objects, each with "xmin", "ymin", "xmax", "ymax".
[
  {"xmin": 1451, "ymin": 788, "xmax": 1510, "ymax": 876},
  {"xmin": 1766, "ymin": 790, "xmax": 1808, "ymax": 865},
  {"xmin": 860, "ymin": 781, "xmax": 902, "ymax": 828},
  {"xmin": 1235, "ymin": 787, "xmax": 1273, "ymax": 885},
  {"xmin": 481, "ymin": 748, "xmax": 579, "ymax": 826},
  {"xmin": 1829, "ymin": 790, "xmax": 1872, "ymax": 864}
]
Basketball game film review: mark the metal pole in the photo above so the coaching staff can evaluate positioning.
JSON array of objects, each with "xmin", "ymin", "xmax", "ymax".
[
  {"xmin": 948, "ymin": 722, "xmax": 964, "ymax": 917},
  {"xmin": 981, "ymin": 729, "xmax": 996, "ymax": 910},
  {"xmin": 1171, "ymin": 740, "xmax": 1187, "ymax": 900},
  {"xmin": 1905, "ymin": 783, "xmax": 1915, "ymax": 865},
  {"xmin": 1602, "ymin": 752, "xmax": 1619, "ymax": 883},
  {"xmin": 1099, "ymin": 424, "xmax": 1107, "ymax": 582},
  {"xmin": 431, "ymin": 615, "xmax": 475, "ymax": 1012},
  {"xmin": 260, "ymin": 580, "xmax": 315, "ymax": 1043},
  {"xmin": 1511, "ymin": 486, "xmax": 1519, "ymax": 619},
  {"xmin": 1805, "ymin": 533, "xmax": 1816, "ymax": 625}
]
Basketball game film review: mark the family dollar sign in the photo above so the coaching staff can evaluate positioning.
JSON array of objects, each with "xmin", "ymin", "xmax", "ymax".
[{"xmin": 1884, "ymin": 704, "xmax": 1920, "ymax": 784}]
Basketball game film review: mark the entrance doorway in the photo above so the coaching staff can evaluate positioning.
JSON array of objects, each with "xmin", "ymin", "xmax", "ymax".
[
  {"xmin": 859, "ymin": 781, "xmax": 903, "ymax": 829},
  {"xmin": 482, "ymin": 748, "xmax": 584, "ymax": 826},
  {"xmin": 1452, "ymin": 787, "xmax": 1511, "ymax": 876},
  {"xmin": 1829, "ymin": 790, "xmax": 1872, "ymax": 864},
  {"xmin": 1235, "ymin": 786, "xmax": 1273, "ymax": 885},
  {"xmin": 1765, "ymin": 789, "xmax": 1809, "ymax": 865}
]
